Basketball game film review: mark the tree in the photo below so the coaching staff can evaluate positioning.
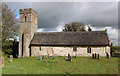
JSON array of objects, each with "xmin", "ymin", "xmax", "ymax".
[
  {"xmin": 2, "ymin": 3, "xmax": 18, "ymax": 43},
  {"xmin": 2, "ymin": 3, "xmax": 18, "ymax": 54},
  {"xmin": 0, "ymin": 3, "xmax": 2, "ymax": 42},
  {"xmin": 63, "ymin": 22, "xmax": 86, "ymax": 31}
]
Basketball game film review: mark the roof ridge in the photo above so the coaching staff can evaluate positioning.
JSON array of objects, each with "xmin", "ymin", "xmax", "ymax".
[{"xmin": 35, "ymin": 31, "xmax": 105, "ymax": 34}]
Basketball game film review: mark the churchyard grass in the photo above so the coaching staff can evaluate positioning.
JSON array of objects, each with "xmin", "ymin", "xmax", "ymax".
[{"xmin": 2, "ymin": 56, "xmax": 118, "ymax": 74}]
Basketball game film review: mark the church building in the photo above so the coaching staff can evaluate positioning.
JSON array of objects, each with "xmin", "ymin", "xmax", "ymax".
[{"xmin": 18, "ymin": 8, "xmax": 111, "ymax": 58}]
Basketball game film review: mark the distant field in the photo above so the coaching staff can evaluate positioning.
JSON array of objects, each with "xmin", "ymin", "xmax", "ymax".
[{"xmin": 2, "ymin": 56, "xmax": 118, "ymax": 74}]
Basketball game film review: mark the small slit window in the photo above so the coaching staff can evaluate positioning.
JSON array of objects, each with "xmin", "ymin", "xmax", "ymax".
[
  {"xmin": 87, "ymin": 47, "xmax": 91, "ymax": 53},
  {"xmin": 25, "ymin": 16, "xmax": 27, "ymax": 22},
  {"xmin": 39, "ymin": 46, "xmax": 41, "ymax": 51}
]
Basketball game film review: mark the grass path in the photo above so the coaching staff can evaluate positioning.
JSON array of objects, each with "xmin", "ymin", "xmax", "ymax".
[{"xmin": 2, "ymin": 56, "xmax": 118, "ymax": 74}]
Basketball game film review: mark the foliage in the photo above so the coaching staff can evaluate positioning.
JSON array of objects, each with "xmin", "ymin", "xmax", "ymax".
[
  {"xmin": 63, "ymin": 22, "xmax": 86, "ymax": 31},
  {"xmin": 112, "ymin": 46, "xmax": 120, "ymax": 53},
  {"xmin": 2, "ymin": 41, "xmax": 13, "ymax": 57},
  {"xmin": 2, "ymin": 57, "xmax": 118, "ymax": 74},
  {"xmin": 111, "ymin": 43, "xmax": 120, "ymax": 53},
  {"xmin": 2, "ymin": 3, "xmax": 18, "ymax": 43},
  {"xmin": 2, "ymin": 3, "xmax": 18, "ymax": 55},
  {"xmin": 2, "ymin": 41, "xmax": 13, "ymax": 51},
  {"xmin": 2, "ymin": 51, "xmax": 9, "ymax": 60},
  {"xmin": 110, "ymin": 43, "xmax": 113, "ymax": 52},
  {"xmin": 5, "ymin": 48, "xmax": 12, "ymax": 55}
]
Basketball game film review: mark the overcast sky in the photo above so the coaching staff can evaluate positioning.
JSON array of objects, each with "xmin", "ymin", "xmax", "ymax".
[{"xmin": 4, "ymin": 2, "xmax": 119, "ymax": 46}]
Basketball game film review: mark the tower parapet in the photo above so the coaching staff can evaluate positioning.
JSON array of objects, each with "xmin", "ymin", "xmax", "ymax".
[
  {"xmin": 19, "ymin": 8, "xmax": 37, "ymax": 24},
  {"xmin": 19, "ymin": 8, "xmax": 37, "ymax": 14}
]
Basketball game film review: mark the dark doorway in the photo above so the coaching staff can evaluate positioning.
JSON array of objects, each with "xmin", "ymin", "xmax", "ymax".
[
  {"xmin": 22, "ymin": 34, "xmax": 24, "ymax": 56},
  {"xmin": 30, "ymin": 46, "xmax": 31, "ymax": 57},
  {"xmin": 12, "ymin": 41, "xmax": 19, "ymax": 58}
]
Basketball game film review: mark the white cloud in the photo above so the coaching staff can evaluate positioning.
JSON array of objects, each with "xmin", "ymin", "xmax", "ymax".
[
  {"xmin": 37, "ymin": 28, "xmax": 44, "ymax": 32},
  {"xmin": 2, "ymin": 0, "xmax": 118, "ymax": 2},
  {"xmin": 85, "ymin": 24, "xmax": 96, "ymax": 31},
  {"xmin": 56, "ymin": 22, "xmax": 65, "ymax": 32}
]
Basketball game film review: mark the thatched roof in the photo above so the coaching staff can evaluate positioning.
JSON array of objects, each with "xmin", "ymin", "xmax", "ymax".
[{"xmin": 30, "ymin": 31, "xmax": 110, "ymax": 46}]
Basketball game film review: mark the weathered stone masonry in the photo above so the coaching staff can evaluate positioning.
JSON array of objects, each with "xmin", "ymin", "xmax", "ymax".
[
  {"xmin": 18, "ymin": 8, "xmax": 111, "ymax": 58},
  {"xmin": 30, "ymin": 46, "xmax": 110, "ymax": 57},
  {"xmin": 18, "ymin": 8, "xmax": 37, "ymax": 58}
]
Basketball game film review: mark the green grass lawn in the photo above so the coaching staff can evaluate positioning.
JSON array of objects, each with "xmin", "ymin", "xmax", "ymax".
[{"xmin": 2, "ymin": 56, "xmax": 118, "ymax": 74}]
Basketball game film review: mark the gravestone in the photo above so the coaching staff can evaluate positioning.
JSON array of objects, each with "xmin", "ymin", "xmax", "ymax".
[
  {"xmin": 97, "ymin": 54, "xmax": 100, "ymax": 60},
  {"xmin": 45, "ymin": 54, "xmax": 47, "ymax": 59},
  {"xmin": 44, "ymin": 56, "xmax": 46, "ymax": 59},
  {"xmin": 40, "ymin": 56, "xmax": 42, "ymax": 60},
  {"xmin": 10, "ymin": 55, "xmax": 13, "ymax": 62},
  {"xmin": 42, "ymin": 56, "xmax": 44, "ymax": 59},
  {"xmin": 92, "ymin": 54, "xmax": 94, "ymax": 59},
  {"xmin": 112, "ymin": 52, "xmax": 114, "ymax": 57},
  {"xmin": 68, "ymin": 53, "xmax": 71, "ymax": 61},
  {"xmin": 1, "ymin": 57, "xmax": 4, "ymax": 67},
  {"xmin": 106, "ymin": 52, "xmax": 110, "ymax": 59},
  {"xmin": 64, "ymin": 55, "xmax": 66, "ymax": 59},
  {"xmin": 95, "ymin": 53, "xmax": 97, "ymax": 59},
  {"xmin": 22, "ymin": 55, "xmax": 24, "ymax": 58},
  {"xmin": 48, "ymin": 54, "xmax": 50, "ymax": 58},
  {"xmin": 52, "ymin": 57, "xmax": 54, "ymax": 60}
]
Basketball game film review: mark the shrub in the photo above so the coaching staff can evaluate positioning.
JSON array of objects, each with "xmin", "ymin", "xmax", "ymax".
[
  {"xmin": 5, "ymin": 48, "xmax": 13, "ymax": 55},
  {"xmin": 2, "ymin": 51, "xmax": 9, "ymax": 59}
]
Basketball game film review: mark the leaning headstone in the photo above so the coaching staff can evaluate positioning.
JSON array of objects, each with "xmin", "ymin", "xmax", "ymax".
[
  {"xmin": 1, "ymin": 57, "xmax": 4, "ymax": 67},
  {"xmin": 98, "ymin": 54, "xmax": 100, "ymax": 60},
  {"xmin": 106, "ymin": 52, "xmax": 110, "ymax": 59},
  {"xmin": 95, "ymin": 53, "xmax": 97, "ymax": 59},
  {"xmin": 10, "ymin": 55, "xmax": 13, "ymax": 62},
  {"xmin": 92, "ymin": 54, "xmax": 94, "ymax": 59}
]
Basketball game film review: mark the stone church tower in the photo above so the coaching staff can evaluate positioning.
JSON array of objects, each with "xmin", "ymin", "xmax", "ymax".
[{"xmin": 18, "ymin": 8, "xmax": 37, "ymax": 58}]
